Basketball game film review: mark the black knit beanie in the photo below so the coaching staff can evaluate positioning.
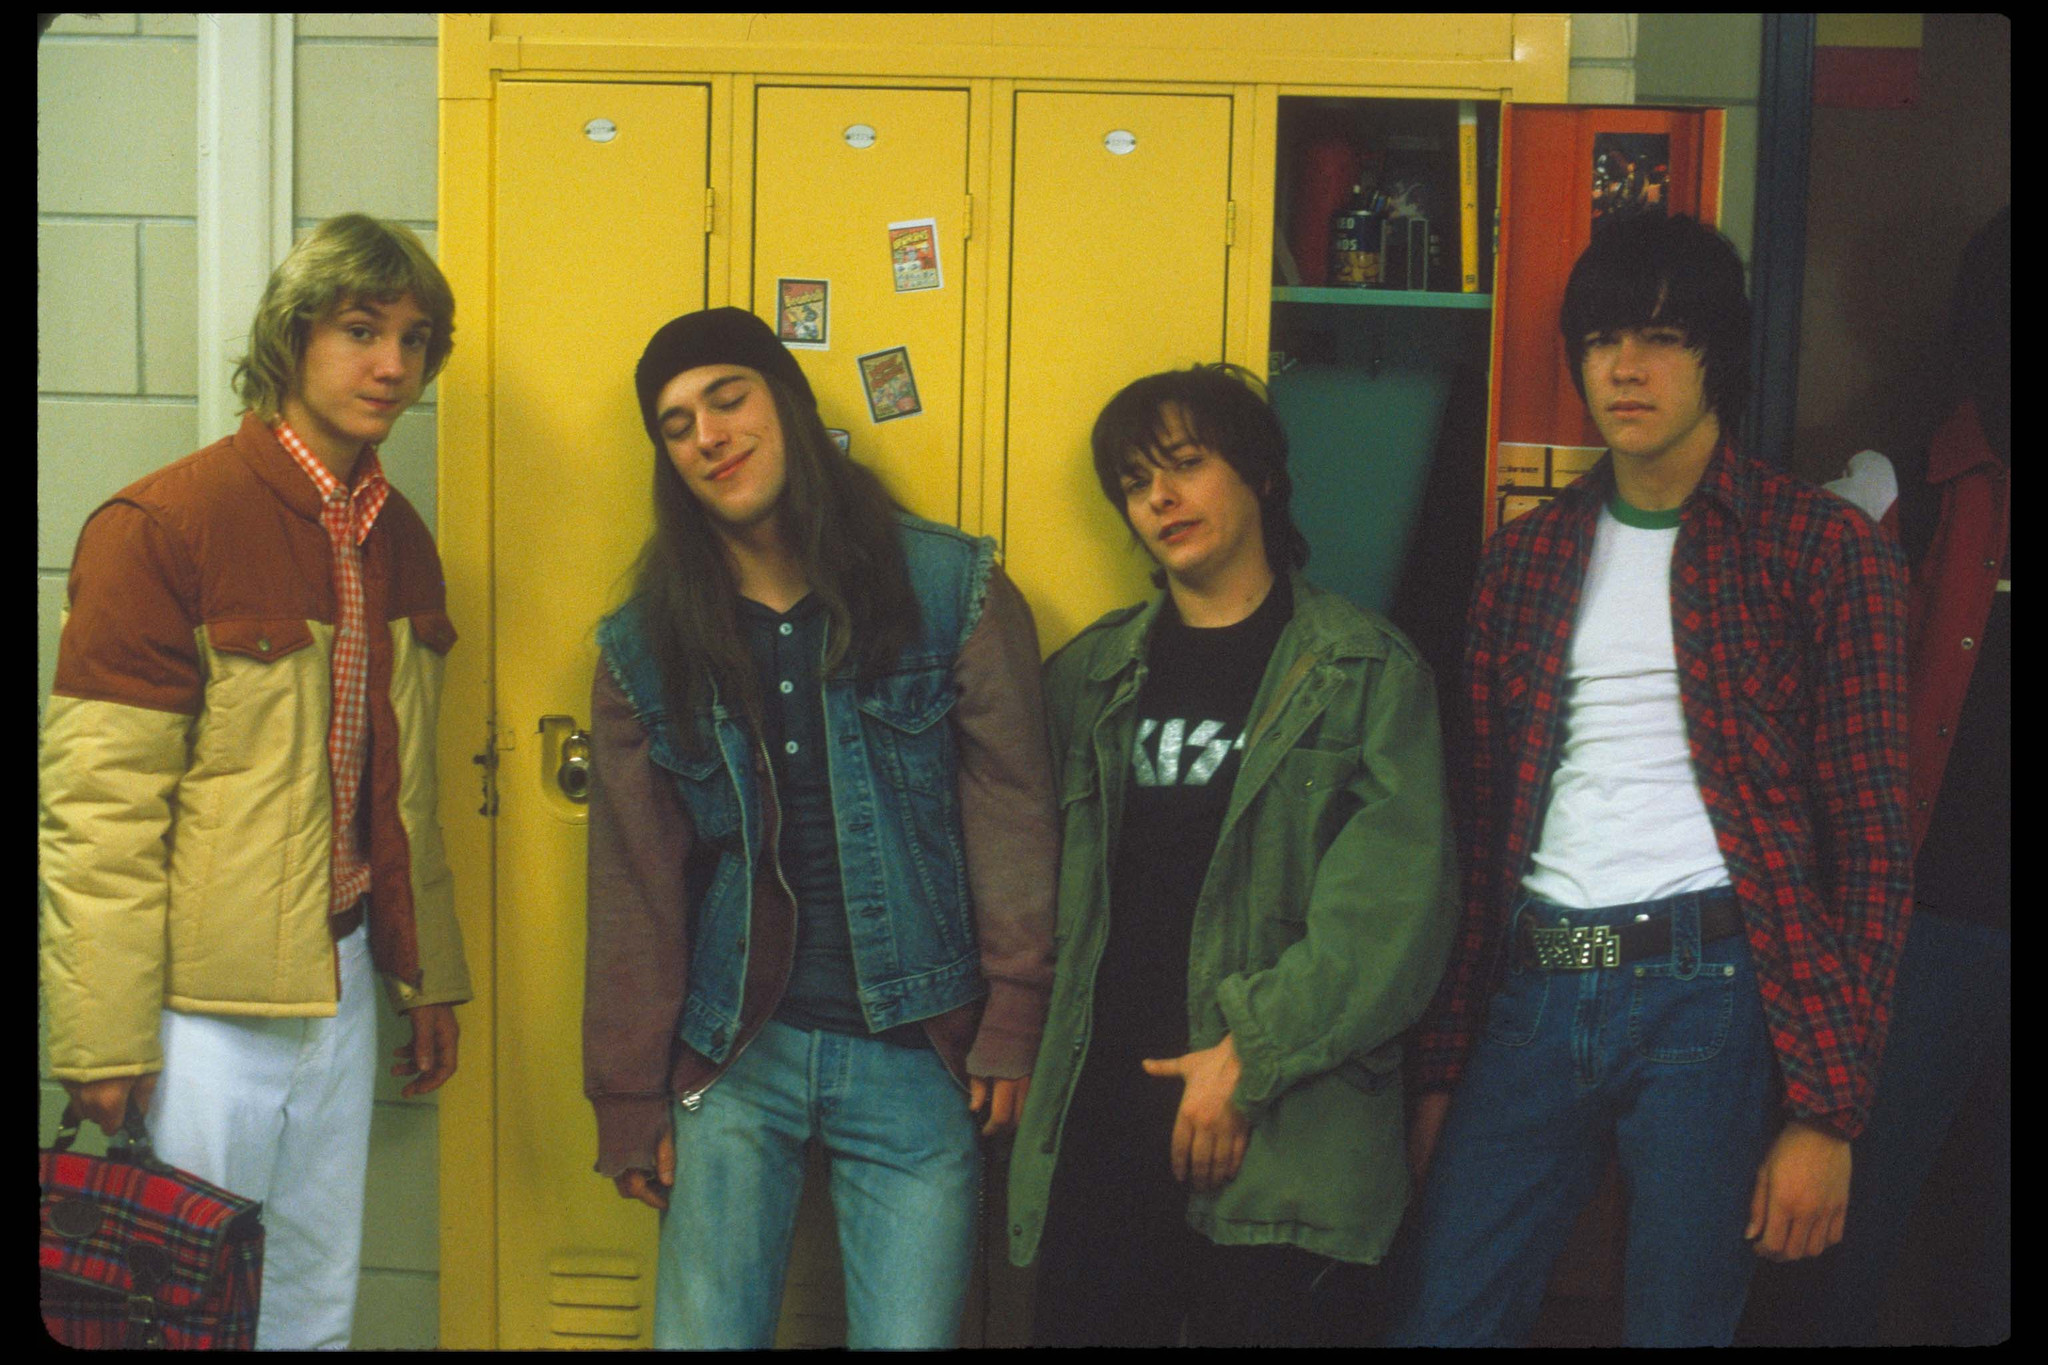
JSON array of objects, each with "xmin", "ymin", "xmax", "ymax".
[{"xmin": 634, "ymin": 307, "xmax": 816, "ymax": 445}]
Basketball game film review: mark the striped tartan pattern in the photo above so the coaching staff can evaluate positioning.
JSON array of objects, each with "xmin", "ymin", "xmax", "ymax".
[
  {"xmin": 39, "ymin": 1146, "xmax": 263, "ymax": 1349},
  {"xmin": 1416, "ymin": 445, "xmax": 1913, "ymax": 1142}
]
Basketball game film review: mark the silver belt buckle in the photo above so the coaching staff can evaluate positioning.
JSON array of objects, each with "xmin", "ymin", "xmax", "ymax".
[{"xmin": 1528, "ymin": 921, "xmax": 1621, "ymax": 970}]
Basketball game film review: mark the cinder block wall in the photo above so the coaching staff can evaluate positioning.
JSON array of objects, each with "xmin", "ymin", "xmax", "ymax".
[{"xmin": 37, "ymin": 14, "xmax": 444, "ymax": 1349}]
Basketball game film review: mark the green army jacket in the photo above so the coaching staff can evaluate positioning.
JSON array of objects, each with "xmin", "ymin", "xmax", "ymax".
[{"xmin": 1007, "ymin": 573, "xmax": 1458, "ymax": 1267}]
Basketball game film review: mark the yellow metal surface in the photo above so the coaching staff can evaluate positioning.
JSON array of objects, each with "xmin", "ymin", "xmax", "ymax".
[
  {"xmin": 483, "ymin": 13, "xmax": 1569, "ymax": 95},
  {"xmin": 1513, "ymin": 12, "xmax": 1573, "ymax": 101},
  {"xmin": 491, "ymin": 78, "xmax": 711, "ymax": 1349},
  {"xmin": 1001, "ymin": 89, "xmax": 1235, "ymax": 653},
  {"xmin": 490, "ymin": 10, "xmax": 1526, "ymax": 56},
  {"xmin": 991, "ymin": 12, "xmax": 1516, "ymax": 58},
  {"xmin": 431, "ymin": 79, "xmax": 497, "ymax": 1349},
  {"xmin": 751, "ymin": 85, "xmax": 971, "ymax": 525}
]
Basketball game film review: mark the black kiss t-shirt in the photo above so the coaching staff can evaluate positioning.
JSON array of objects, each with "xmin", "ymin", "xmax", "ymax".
[{"xmin": 1058, "ymin": 578, "xmax": 1293, "ymax": 1188}]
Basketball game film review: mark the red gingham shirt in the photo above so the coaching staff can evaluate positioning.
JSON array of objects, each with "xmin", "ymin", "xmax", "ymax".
[
  {"xmin": 1416, "ymin": 445, "xmax": 1913, "ymax": 1142},
  {"xmin": 276, "ymin": 422, "xmax": 390, "ymax": 919}
]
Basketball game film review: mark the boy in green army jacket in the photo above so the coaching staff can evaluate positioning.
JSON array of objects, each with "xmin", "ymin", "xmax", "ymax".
[{"xmin": 1008, "ymin": 364, "xmax": 1459, "ymax": 1346}]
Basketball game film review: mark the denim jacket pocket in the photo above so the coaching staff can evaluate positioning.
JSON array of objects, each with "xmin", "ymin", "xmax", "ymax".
[
  {"xmin": 856, "ymin": 664, "xmax": 958, "ymax": 799},
  {"xmin": 652, "ymin": 729, "xmax": 743, "ymax": 844}
]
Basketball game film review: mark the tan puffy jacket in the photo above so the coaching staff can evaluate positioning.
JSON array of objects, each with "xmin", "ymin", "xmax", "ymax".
[{"xmin": 40, "ymin": 414, "xmax": 472, "ymax": 1082}]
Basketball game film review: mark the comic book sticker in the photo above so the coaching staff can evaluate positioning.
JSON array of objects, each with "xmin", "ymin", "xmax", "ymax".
[
  {"xmin": 888, "ymin": 218, "xmax": 942, "ymax": 292},
  {"xmin": 856, "ymin": 346, "xmax": 922, "ymax": 423},
  {"xmin": 776, "ymin": 278, "xmax": 830, "ymax": 349},
  {"xmin": 826, "ymin": 428, "xmax": 851, "ymax": 454}
]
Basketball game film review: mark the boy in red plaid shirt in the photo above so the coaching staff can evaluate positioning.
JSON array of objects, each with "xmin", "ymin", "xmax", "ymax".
[{"xmin": 1387, "ymin": 214, "xmax": 1911, "ymax": 1346}]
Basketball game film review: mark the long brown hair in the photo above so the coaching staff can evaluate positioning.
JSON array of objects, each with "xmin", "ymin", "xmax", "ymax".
[
  {"xmin": 233, "ymin": 214, "xmax": 456, "ymax": 421},
  {"xmin": 626, "ymin": 375, "xmax": 920, "ymax": 753}
]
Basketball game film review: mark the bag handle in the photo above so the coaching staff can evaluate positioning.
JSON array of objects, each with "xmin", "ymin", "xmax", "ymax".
[{"xmin": 53, "ymin": 1102, "xmax": 173, "ymax": 1174}]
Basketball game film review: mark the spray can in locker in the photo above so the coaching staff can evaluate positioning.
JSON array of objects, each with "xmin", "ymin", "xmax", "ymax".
[{"xmin": 1329, "ymin": 184, "xmax": 1382, "ymax": 287}]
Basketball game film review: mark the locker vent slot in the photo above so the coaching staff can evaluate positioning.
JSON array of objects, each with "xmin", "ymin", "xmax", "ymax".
[{"xmin": 547, "ymin": 1253, "xmax": 644, "ymax": 1341}]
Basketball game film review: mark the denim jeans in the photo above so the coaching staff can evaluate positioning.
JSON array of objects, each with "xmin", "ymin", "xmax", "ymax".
[
  {"xmin": 651, "ymin": 1018, "xmax": 980, "ymax": 1349},
  {"xmin": 1386, "ymin": 889, "xmax": 1778, "ymax": 1347},
  {"xmin": 1738, "ymin": 911, "xmax": 2010, "ymax": 1346}
]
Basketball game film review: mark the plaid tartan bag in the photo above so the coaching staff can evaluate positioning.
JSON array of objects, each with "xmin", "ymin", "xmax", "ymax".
[{"xmin": 40, "ymin": 1106, "xmax": 264, "ymax": 1349}]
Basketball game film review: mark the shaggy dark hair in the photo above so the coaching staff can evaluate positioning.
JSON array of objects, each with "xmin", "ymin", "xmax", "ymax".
[
  {"xmin": 1089, "ymin": 363, "xmax": 1311, "ymax": 588},
  {"xmin": 627, "ymin": 374, "xmax": 918, "ymax": 752},
  {"xmin": 1560, "ymin": 213, "xmax": 1752, "ymax": 436}
]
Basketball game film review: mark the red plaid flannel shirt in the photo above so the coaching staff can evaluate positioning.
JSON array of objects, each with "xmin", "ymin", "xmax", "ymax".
[
  {"xmin": 275, "ymin": 423, "xmax": 390, "ymax": 918},
  {"xmin": 1416, "ymin": 445, "xmax": 1912, "ymax": 1141}
]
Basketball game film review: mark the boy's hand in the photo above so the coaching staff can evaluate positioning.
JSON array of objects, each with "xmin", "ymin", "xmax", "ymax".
[
  {"xmin": 61, "ymin": 1074, "xmax": 159, "ymax": 1134},
  {"xmin": 1747, "ymin": 1118, "xmax": 1852, "ymax": 1260},
  {"xmin": 1142, "ymin": 1035, "xmax": 1250, "ymax": 1191},
  {"xmin": 615, "ymin": 1132, "xmax": 676, "ymax": 1211},
  {"xmin": 394, "ymin": 1003, "xmax": 460, "ymax": 1097},
  {"xmin": 969, "ymin": 1074, "xmax": 1030, "ymax": 1137}
]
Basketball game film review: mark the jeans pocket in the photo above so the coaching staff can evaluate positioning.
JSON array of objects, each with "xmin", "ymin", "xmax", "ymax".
[
  {"xmin": 1482, "ymin": 969, "xmax": 1549, "ymax": 1048},
  {"xmin": 1627, "ymin": 958, "xmax": 1738, "ymax": 1063}
]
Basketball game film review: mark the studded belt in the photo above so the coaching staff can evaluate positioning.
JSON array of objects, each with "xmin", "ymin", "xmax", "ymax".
[{"xmin": 1516, "ymin": 899, "xmax": 1743, "ymax": 971}]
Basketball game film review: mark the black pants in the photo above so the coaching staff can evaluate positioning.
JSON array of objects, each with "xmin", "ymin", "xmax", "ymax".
[{"xmin": 1030, "ymin": 1134, "xmax": 1381, "ymax": 1347}]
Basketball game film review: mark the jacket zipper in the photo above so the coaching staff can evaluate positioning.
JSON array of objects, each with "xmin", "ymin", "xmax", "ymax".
[{"xmin": 679, "ymin": 734, "xmax": 799, "ymax": 1112}]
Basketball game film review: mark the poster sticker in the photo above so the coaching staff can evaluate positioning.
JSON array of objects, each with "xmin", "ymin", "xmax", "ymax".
[
  {"xmin": 856, "ymin": 346, "xmax": 922, "ymax": 423},
  {"xmin": 1591, "ymin": 133, "xmax": 1670, "ymax": 225},
  {"xmin": 775, "ymin": 278, "xmax": 830, "ymax": 349},
  {"xmin": 887, "ymin": 218, "xmax": 942, "ymax": 292}
]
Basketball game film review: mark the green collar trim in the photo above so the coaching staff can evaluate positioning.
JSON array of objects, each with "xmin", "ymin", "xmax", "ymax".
[{"xmin": 1607, "ymin": 492, "xmax": 1683, "ymax": 530}]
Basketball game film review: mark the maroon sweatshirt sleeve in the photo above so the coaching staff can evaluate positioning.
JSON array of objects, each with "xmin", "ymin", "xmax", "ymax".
[
  {"xmin": 583, "ymin": 657, "xmax": 695, "ymax": 1179},
  {"xmin": 950, "ymin": 564, "xmax": 1059, "ymax": 1078}
]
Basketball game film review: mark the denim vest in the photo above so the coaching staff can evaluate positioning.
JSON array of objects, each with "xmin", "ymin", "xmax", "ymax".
[{"xmin": 595, "ymin": 513, "xmax": 996, "ymax": 1065}]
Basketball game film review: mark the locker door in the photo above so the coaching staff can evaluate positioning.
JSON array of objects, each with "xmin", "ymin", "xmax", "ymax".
[
  {"xmin": 1002, "ymin": 91, "xmax": 1236, "ymax": 653},
  {"xmin": 1485, "ymin": 104, "xmax": 1725, "ymax": 534},
  {"xmin": 752, "ymin": 86, "xmax": 971, "ymax": 527},
  {"xmin": 748, "ymin": 85, "xmax": 978, "ymax": 1348},
  {"xmin": 493, "ymin": 79, "xmax": 711, "ymax": 1349}
]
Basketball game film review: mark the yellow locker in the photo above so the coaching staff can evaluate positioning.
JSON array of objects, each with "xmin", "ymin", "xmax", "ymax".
[
  {"xmin": 1001, "ymin": 90, "xmax": 1236, "ymax": 652},
  {"xmin": 493, "ymin": 79, "xmax": 711, "ymax": 1349},
  {"xmin": 439, "ymin": 14, "xmax": 1572, "ymax": 1350},
  {"xmin": 750, "ymin": 85, "xmax": 971, "ymax": 527}
]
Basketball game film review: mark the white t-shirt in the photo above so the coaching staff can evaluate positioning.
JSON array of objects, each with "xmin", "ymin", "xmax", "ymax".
[{"xmin": 1521, "ymin": 501, "xmax": 1731, "ymax": 908}]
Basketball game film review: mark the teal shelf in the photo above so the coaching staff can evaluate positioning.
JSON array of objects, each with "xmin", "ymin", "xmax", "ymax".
[{"xmin": 1273, "ymin": 286, "xmax": 1492, "ymax": 309}]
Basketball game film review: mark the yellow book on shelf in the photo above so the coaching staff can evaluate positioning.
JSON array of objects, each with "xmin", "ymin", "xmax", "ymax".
[{"xmin": 1458, "ymin": 101, "xmax": 1480, "ymax": 292}]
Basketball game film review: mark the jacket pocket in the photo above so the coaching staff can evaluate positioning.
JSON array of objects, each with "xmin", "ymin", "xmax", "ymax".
[
  {"xmin": 206, "ymin": 618, "xmax": 315, "ymax": 662},
  {"xmin": 409, "ymin": 610, "xmax": 458, "ymax": 655},
  {"xmin": 856, "ymin": 664, "xmax": 958, "ymax": 800},
  {"xmin": 1334, "ymin": 1047, "xmax": 1403, "ymax": 1096},
  {"xmin": 656, "ymin": 747, "xmax": 743, "ymax": 844}
]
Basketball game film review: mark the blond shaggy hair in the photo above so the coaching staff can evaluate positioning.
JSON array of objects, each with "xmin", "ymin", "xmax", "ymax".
[{"xmin": 232, "ymin": 214, "xmax": 455, "ymax": 420}]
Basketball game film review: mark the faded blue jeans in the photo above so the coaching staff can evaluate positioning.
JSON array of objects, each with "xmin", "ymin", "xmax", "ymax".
[
  {"xmin": 1387, "ymin": 889, "xmax": 1779, "ymax": 1347},
  {"xmin": 651, "ymin": 1018, "xmax": 980, "ymax": 1349}
]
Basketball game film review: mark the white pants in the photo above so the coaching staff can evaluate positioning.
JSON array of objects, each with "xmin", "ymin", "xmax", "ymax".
[{"xmin": 149, "ymin": 922, "xmax": 377, "ymax": 1351}]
